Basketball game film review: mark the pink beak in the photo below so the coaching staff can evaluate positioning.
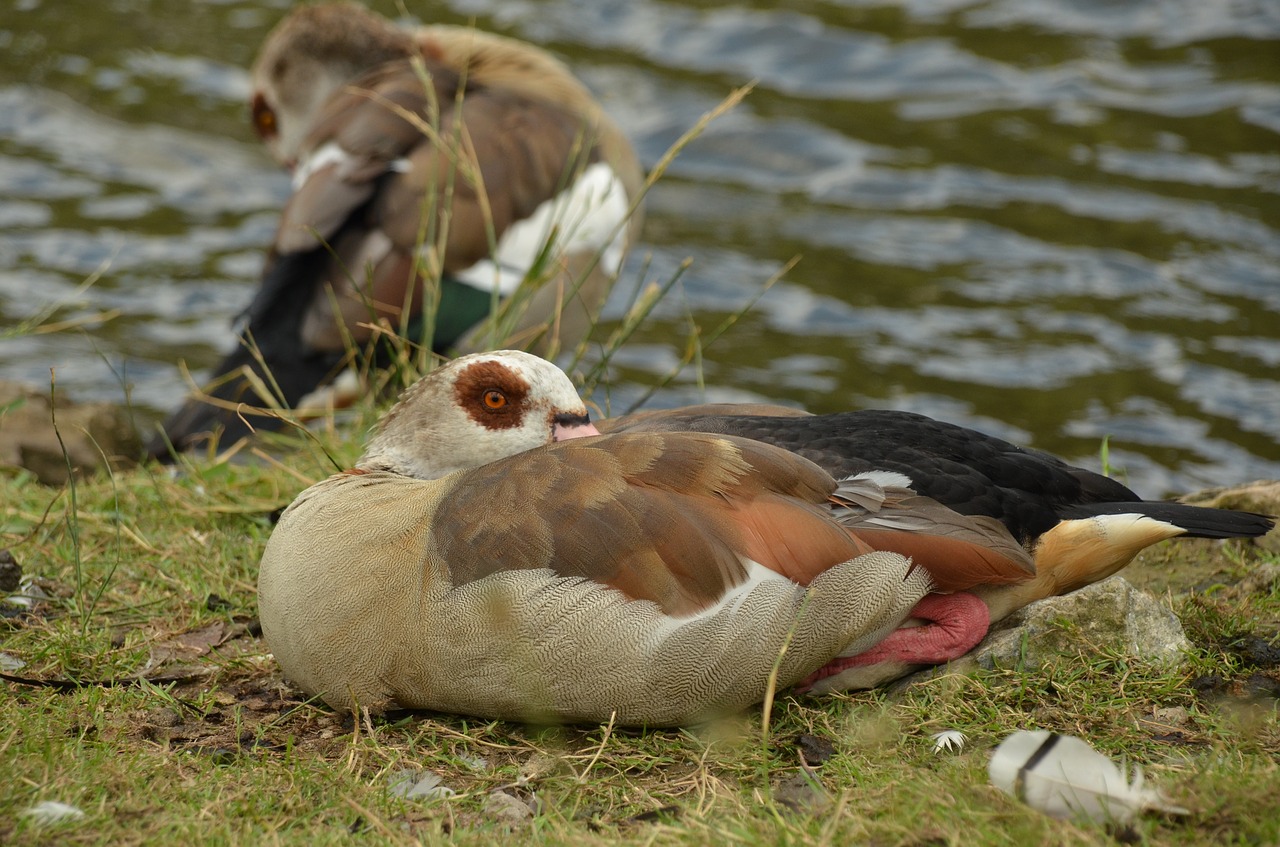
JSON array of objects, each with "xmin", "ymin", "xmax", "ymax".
[{"xmin": 553, "ymin": 419, "xmax": 601, "ymax": 441}]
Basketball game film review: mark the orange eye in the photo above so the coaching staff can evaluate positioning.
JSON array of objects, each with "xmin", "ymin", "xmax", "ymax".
[
  {"xmin": 483, "ymin": 390, "xmax": 507, "ymax": 409},
  {"xmin": 250, "ymin": 93, "xmax": 277, "ymax": 140}
]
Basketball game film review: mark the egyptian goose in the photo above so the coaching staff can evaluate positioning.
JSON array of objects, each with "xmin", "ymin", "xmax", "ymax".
[
  {"xmin": 599, "ymin": 405, "xmax": 1276, "ymax": 690},
  {"xmin": 258, "ymin": 351, "xmax": 1044, "ymax": 725},
  {"xmin": 151, "ymin": 2, "xmax": 643, "ymax": 458}
]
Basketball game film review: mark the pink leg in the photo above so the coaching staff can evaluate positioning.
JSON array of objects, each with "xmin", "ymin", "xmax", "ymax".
[{"xmin": 797, "ymin": 592, "xmax": 990, "ymax": 691}]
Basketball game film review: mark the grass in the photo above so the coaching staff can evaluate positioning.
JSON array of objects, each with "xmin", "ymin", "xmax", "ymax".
[{"xmin": 2, "ymin": 435, "xmax": 1277, "ymax": 845}]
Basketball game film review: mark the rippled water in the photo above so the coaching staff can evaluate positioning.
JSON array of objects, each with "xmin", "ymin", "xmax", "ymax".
[{"xmin": 2, "ymin": 0, "xmax": 1278, "ymax": 496}]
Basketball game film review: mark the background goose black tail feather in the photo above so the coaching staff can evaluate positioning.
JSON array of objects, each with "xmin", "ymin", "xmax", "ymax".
[{"xmin": 147, "ymin": 249, "xmax": 338, "ymax": 461}]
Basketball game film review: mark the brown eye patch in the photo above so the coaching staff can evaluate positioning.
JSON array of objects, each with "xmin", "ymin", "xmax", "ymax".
[{"xmin": 454, "ymin": 361, "xmax": 530, "ymax": 430}]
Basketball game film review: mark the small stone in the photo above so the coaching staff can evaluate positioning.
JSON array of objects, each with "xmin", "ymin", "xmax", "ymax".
[
  {"xmin": 1181, "ymin": 479, "xmax": 1280, "ymax": 518},
  {"xmin": 796, "ymin": 733, "xmax": 836, "ymax": 766},
  {"xmin": 1152, "ymin": 706, "xmax": 1190, "ymax": 727},
  {"xmin": 484, "ymin": 791, "xmax": 533, "ymax": 826},
  {"xmin": 0, "ymin": 381, "xmax": 141, "ymax": 485},
  {"xmin": 6, "ymin": 577, "xmax": 49, "ymax": 609},
  {"xmin": 1191, "ymin": 675, "xmax": 1225, "ymax": 697},
  {"xmin": 0, "ymin": 550, "xmax": 21, "ymax": 593},
  {"xmin": 520, "ymin": 752, "xmax": 561, "ymax": 779},
  {"xmin": 772, "ymin": 771, "xmax": 832, "ymax": 814},
  {"xmin": 205, "ymin": 594, "xmax": 231, "ymax": 612},
  {"xmin": 149, "ymin": 707, "xmax": 182, "ymax": 728},
  {"xmin": 969, "ymin": 577, "xmax": 1190, "ymax": 672}
]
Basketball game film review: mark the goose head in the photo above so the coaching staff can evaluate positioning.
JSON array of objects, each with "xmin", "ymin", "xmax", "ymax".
[
  {"xmin": 357, "ymin": 350, "xmax": 599, "ymax": 480},
  {"xmin": 249, "ymin": 2, "xmax": 416, "ymax": 166}
]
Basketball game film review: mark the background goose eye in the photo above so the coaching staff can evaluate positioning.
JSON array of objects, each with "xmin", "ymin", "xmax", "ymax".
[
  {"xmin": 483, "ymin": 390, "xmax": 507, "ymax": 409},
  {"xmin": 251, "ymin": 94, "xmax": 277, "ymax": 139}
]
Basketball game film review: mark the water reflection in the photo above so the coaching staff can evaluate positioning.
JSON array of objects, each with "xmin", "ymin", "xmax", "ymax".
[{"xmin": 1, "ymin": 0, "xmax": 1277, "ymax": 496}]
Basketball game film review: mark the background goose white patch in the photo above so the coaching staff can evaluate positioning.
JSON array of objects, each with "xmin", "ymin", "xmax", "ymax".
[
  {"xmin": 291, "ymin": 140, "xmax": 354, "ymax": 188},
  {"xmin": 452, "ymin": 162, "xmax": 631, "ymax": 295}
]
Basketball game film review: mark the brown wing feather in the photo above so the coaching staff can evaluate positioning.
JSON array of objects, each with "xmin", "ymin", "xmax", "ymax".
[
  {"xmin": 726, "ymin": 495, "xmax": 879, "ymax": 584},
  {"xmin": 312, "ymin": 61, "xmax": 454, "ymax": 166},
  {"xmin": 389, "ymin": 91, "xmax": 601, "ymax": 272},
  {"xmin": 276, "ymin": 60, "xmax": 457, "ymax": 254},
  {"xmin": 434, "ymin": 431, "xmax": 1034, "ymax": 618},
  {"xmin": 845, "ymin": 528, "xmax": 1030, "ymax": 592},
  {"xmin": 276, "ymin": 163, "xmax": 376, "ymax": 253},
  {"xmin": 433, "ymin": 442, "xmax": 743, "ymax": 615},
  {"xmin": 284, "ymin": 56, "xmax": 607, "ymax": 350},
  {"xmin": 416, "ymin": 24, "xmax": 644, "ymax": 204},
  {"xmin": 831, "ymin": 492, "xmax": 1035, "ymax": 591},
  {"xmin": 433, "ymin": 432, "xmax": 879, "ymax": 616}
]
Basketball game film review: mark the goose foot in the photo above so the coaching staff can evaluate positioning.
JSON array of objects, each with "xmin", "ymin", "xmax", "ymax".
[{"xmin": 796, "ymin": 591, "xmax": 990, "ymax": 692}]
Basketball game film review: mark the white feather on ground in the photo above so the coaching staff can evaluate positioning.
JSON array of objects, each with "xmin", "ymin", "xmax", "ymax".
[
  {"xmin": 931, "ymin": 730, "xmax": 967, "ymax": 754},
  {"xmin": 20, "ymin": 801, "xmax": 86, "ymax": 826},
  {"xmin": 989, "ymin": 730, "xmax": 1189, "ymax": 824}
]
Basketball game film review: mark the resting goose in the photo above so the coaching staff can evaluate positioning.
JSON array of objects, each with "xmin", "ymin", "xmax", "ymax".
[
  {"xmin": 258, "ymin": 351, "xmax": 1041, "ymax": 725},
  {"xmin": 600, "ymin": 405, "xmax": 1276, "ymax": 689},
  {"xmin": 151, "ymin": 2, "xmax": 643, "ymax": 458}
]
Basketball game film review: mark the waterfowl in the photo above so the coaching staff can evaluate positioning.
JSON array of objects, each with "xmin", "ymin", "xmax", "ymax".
[
  {"xmin": 150, "ymin": 2, "xmax": 643, "ymax": 458},
  {"xmin": 599, "ymin": 405, "xmax": 1276, "ymax": 690},
  {"xmin": 257, "ymin": 351, "xmax": 1041, "ymax": 725}
]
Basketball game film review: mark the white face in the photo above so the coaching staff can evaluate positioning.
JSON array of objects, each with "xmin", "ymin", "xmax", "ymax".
[
  {"xmin": 251, "ymin": 61, "xmax": 348, "ymax": 167},
  {"xmin": 359, "ymin": 351, "xmax": 597, "ymax": 479}
]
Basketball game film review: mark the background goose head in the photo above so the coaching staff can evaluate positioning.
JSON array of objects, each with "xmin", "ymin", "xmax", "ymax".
[
  {"xmin": 250, "ymin": 2, "xmax": 416, "ymax": 167},
  {"xmin": 358, "ymin": 350, "xmax": 598, "ymax": 480}
]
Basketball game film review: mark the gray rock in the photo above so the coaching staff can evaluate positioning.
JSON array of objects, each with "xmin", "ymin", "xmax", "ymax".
[
  {"xmin": 901, "ymin": 577, "xmax": 1189, "ymax": 688},
  {"xmin": 484, "ymin": 791, "xmax": 534, "ymax": 826},
  {"xmin": 972, "ymin": 576, "xmax": 1190, "ymax": 671},
  {"xmin": 772, "ymin": 770, "xmax": 832, "ymax": 814},
  {"xmin": 0, "ymin": 381, "xmax": 141, "ymax": 485}
]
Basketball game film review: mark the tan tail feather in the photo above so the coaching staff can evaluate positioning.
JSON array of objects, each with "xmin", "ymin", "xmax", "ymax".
[{"xmin": 975, "ymin": 514, "xmax": 1185, "ymax": 621}]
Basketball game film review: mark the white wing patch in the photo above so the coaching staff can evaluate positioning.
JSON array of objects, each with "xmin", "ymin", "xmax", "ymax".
[
  {"xmin": 292, "ymin": 141, "xmax": 351, "ymax": 189},
  {"xmin": 452, "ymin": 162, "xmax": 632, "ymax": 295},
  {"xmin": 848, "ymin": 470, "xmax": 914, "ymax": 489}
]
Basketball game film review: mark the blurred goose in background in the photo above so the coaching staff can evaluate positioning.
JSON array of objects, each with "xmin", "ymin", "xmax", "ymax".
[
  {"xmin": 258, "ymin": 350, "xmax": 1043, "ymax": 725},
  {"xmin": 600, "ymin": 403, "xmax": 1276, "ymax": 690},
  {"xmin": 149, "ymin": 2, "xmax": 643, "ymax": 459}
]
